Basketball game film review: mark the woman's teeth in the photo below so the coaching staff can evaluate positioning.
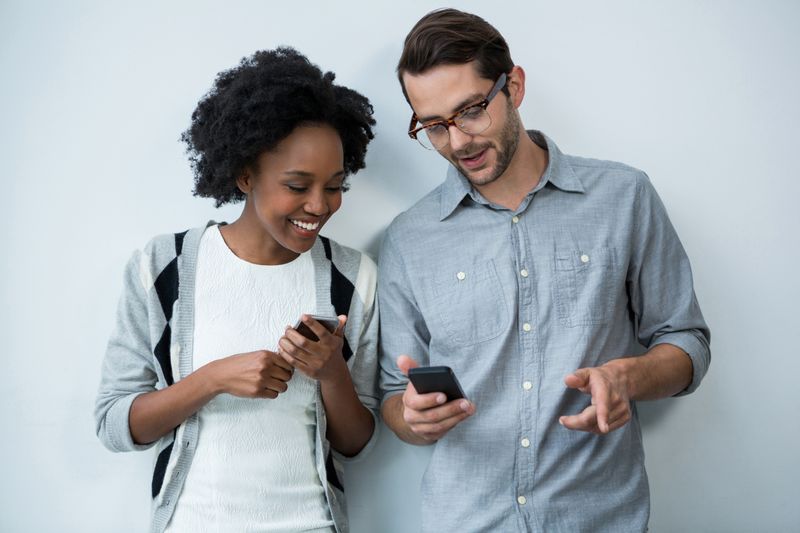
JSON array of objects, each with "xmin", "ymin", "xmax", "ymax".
[{"xmin": 290, "ymin": 219, "xmax": 319, "ymax": 231}]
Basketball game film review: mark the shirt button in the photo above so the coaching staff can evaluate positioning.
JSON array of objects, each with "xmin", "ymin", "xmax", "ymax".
[
  {"xmin": 523, "ymin": 381, "xmax": 532, "ymax": 390},
  {"xmin": 512, "ymin": 216, "xmax": 520, "ymax": 224},
  {"xmin": 580, "ymin": 254, "xmax": 590, "ymax": 263},
  {"xmin": 522, "ymin": 323, "xmax": 532, "ymax": 332},
  {"xmin": 517, "ymin": 496, "xmax": 527, "ymax": 505},
  {"xmin": 456, "ymin": 271, "xmax": 466, "ymax": 281},
  {"xmin": 521, "ymin": 438, "xmax": 530, "ymax": 448},
  {"xmin": 520, "ymin": 269, "xmax": 528, "ymax": 278}
]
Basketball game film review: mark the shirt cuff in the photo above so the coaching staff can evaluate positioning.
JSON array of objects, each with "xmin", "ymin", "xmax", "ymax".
[{"xmin": 651, "ymin": 331, "xmax": 710, "ymax": 395}]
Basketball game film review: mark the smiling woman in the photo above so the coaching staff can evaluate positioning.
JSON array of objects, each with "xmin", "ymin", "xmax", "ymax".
[
  {"xmin": 227, "ymin": 124, "xmax": 347, "ymax": 265},
  {"xmin": 94, "ymin": 47, "xmax": 379, "ymax": 533}
]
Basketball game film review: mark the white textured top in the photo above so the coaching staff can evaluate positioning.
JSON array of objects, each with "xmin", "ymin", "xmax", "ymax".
[{"xmin": 165, "ymin": 226, "xmax": 334, "ymax": 532}]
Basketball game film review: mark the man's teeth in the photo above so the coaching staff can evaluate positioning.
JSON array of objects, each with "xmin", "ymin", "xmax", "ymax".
[{"xmin": 291, "ymin": 219, "xmax": 319, "ymax": 231}]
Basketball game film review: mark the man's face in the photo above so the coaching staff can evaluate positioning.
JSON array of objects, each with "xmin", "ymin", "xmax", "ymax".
[{"xmin": 403, "ymin": 62, "xmax": 522, "ymax": 187}]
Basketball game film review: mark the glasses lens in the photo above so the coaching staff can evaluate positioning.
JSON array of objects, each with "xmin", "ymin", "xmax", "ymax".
[
  {"xmin": 456, "ymin": 106, "xmax": 491, "ymax": 135},
  {"xmin": 415, "ymin": 130, "xmax": 434, "ymax": 150},
  {"xmin": 421, "ymin": 126, "xmax": 448, "ymax": 150}
]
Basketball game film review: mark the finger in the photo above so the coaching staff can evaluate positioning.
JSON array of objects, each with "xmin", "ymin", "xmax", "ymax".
[
  {"xmin": 278, "ymin": 337, "xmax": 311, "ymax": 366},
  {"xmin": 591, "ymin": 378, "xmax": 612, "ymax": 433},
  {"xmin": 564, "ymin": 368, "xmax": 591, "ymax": 391},
  {"xmin": 264, "ymin": 377, "xmax": 289, "ymax": 394},
  {"xmin": 412, "ymin": 409, "xmax": 473, "ymax": 440},
  {"xmin": 278, "ymin": 344, "xmax": 311, "ymax": 372},
  {"xmin": 255, "ymin": 388, "xmax": 279, "ymax": 399},
  {"xmin": 397, "ymin": 355, "xmax": 419, "ymax": 376},
  {"xmin": 268, "ymin": 363, "xmax": 294, "ymax": 382},
  {"xmin": 333, "ymin": 315, "xmax": 347, "ymax": 337},
  {"xmin": 266, "ymin": 349, "xmax": 295, "ymax": 372},
  {"xmin": 404, "ymin": 398, "xmax": 473, "ymax": 424},
  {"xmin": 404, "ymin": 388, "xmax": 449, "ymax": 411},
  {"xmin": 301, "ymin": 315, "xmax": 334, "ymax": 341},
  {"xmin": 283, "ymin": 328, "xmax": 315, "ymax": 354},
  {"xmin": 605, "ymin": 412, "xmax": 631, "ymax": 433},
  {"xmin": 606, "ymin": 403, "xmax": 631, "ymax": 429},
  {"xmin": 559, "ymin": 405, "xmax": 599, "ymax": 433}
]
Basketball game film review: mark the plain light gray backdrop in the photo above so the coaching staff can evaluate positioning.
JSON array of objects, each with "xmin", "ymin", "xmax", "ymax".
[{"xmin": 2, "ymin": 1, "xmax": 798, "ymax": 531}]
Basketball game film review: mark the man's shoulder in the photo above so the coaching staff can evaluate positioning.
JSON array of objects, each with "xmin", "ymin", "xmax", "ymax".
[
  {"xmin": 386, "ymin": 184, "xmax": 447, "ymax": 238},
  {"xmin": 563, "ymin": 152, "xmax": 651, "ymax": 191}
]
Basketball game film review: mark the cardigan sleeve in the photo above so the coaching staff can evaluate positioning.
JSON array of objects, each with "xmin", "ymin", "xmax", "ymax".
[
  {"xmin": 333, "ymin": 253, "xmax": 381, "ymax": 462},
  {"xmin": 95, "ymin": 250, "xmax": 160, "ymax": 452}
]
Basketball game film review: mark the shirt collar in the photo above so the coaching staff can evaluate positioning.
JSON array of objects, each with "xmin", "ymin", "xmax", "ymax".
[{"xmin": 438, "ymin": 131, "xmax": 585, "ymax": 220}]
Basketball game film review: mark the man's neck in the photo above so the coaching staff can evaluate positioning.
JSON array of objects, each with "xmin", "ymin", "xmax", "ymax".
[{"xmin": 474, "ymin": 131, "xmax": 548, "ymax": 211}]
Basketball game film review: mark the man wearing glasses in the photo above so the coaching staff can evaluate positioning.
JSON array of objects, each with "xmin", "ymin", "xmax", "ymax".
[{"xmin": 378, "ymin": 8, "xmax": 710, "ymax": 532}]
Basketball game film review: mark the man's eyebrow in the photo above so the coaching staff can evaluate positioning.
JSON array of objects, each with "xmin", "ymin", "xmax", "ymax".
[{"xmin": 416, "ymin": 92, "xmax": 486, "ymax": 123}]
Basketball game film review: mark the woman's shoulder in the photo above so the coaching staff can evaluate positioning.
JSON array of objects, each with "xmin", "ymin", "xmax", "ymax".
[
  {"xmin": 319, "ymin": 236, "xmax": 376, "ymax": 270},
  {"xmin": 131, "ymin": 222, "xmax": 217, "ymax": 277},
  {"xmin": 140, "ymin": 222, "xmax": 219, "ymax": 256}
]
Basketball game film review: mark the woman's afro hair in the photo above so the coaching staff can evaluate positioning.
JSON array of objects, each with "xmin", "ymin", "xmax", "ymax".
[{"xmin": 182, "ymin": 47, "xmax": 375, "ymax": 206}]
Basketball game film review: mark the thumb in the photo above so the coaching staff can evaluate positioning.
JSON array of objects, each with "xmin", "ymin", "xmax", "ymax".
[
  {"xmin": 564, "ymin": 368, "xmax": 590, "ymax": 390},
  {"xmin": 333, "ymin": 315, "xmax": 347, "ymax": 337},
  {"xmin": 396, "ymin": 354, "xmax": 419, "ymax": 376}
]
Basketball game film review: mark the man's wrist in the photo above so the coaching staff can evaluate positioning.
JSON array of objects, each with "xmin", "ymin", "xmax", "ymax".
[{"xmin": 602, "ymin": 356, "xmax": 636, "ymax": 399}]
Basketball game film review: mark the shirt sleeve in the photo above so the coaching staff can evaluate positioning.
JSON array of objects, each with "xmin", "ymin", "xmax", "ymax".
[
  {"xmin": 94, "ymin": 250, "xmax": 159, "ymax": 452},
  {"xmin": 628, "ymin": 173, "xmax": 711, "ymax": 394},
  {"xmin": 377, "ymin": 225, "xmax": 433, "ymax": 404}
]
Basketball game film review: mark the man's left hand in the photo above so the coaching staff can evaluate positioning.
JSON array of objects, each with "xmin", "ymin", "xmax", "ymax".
[{"xmin": 559, "ymin": 362, "xmax": 631, "ymax": 434}]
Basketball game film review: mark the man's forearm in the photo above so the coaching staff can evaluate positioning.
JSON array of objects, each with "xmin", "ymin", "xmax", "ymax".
[{"xmin": 606, "ymin": 343, "xmax": 693, "ymax": 401}]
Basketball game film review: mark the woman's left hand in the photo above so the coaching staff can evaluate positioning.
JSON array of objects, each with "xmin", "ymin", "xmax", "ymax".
[{"xmin": 278, "ymin": 314, "xmax": 348, "ymax": 383}]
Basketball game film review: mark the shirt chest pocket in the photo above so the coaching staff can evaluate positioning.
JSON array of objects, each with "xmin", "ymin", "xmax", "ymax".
[
  {"xmin": 428, "ymin": 260, "xmax": 510, "ymax": 346},
  {"xmin": 554, "ymin": 247, "xmax": 621, "ymax": 327}
]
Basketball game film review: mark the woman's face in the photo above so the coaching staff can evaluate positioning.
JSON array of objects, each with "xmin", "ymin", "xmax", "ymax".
[{"xmin": 239, "ymin": 124, "xmax": 345, "ymax": 264}]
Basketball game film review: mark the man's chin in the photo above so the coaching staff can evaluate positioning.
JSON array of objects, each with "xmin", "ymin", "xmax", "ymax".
[{"xmin": 459, "ymin": 165, "xmax": 499, "ymax": 187}]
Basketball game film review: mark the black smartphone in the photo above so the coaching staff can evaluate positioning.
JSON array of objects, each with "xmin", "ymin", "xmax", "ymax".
[
  {"xmin": 407, "ymin": 366, "xmax": 466, "ymax": 401},
  {"xmin": 293, "ymin": 314, "xmax": 339, "ymax": 341}
]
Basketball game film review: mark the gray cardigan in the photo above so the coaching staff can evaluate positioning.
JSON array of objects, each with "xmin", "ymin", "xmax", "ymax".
[{"xmin": 95, "ymin": 223, "xmax": 380, "ymax": 533}]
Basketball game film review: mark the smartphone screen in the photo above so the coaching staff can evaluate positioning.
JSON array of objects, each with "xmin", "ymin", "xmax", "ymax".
[{"xmin": 408, "ymin": 366, "xmax": 466, "ymax": 401}]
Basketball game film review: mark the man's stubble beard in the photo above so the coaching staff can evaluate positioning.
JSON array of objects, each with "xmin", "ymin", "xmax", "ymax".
[{"xmin": 452, "ymin": 100, "xmax": 522, "ymax": 188}]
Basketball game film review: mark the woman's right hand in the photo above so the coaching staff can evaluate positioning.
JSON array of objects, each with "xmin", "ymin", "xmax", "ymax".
[
  {"xmin": 208, "ymin": 350, "xmax": 294, "ymax": 399},
  {"xmin": 130, "ymin": 349, "xmax": 294, "ymax": 445}
]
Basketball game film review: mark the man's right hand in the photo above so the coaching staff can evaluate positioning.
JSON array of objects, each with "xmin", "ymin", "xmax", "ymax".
[{"xmin": 394, "ymin": 355, "xmax": 475, "ymax": 443}]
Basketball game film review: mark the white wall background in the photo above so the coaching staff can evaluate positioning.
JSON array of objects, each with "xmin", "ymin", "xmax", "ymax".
[{"xmin": 1, "ymin": 1, "xmax": 798, "ymax": 531}]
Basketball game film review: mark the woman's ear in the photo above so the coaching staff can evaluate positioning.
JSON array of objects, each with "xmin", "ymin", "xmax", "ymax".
[{"xmin": 236, "ymin": 169, "xmax": 253, "ymax": 195}]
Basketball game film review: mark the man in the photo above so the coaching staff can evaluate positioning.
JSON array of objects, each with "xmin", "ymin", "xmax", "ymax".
[{"xmin": 378, "ymin": 8, "xmax": 710, "ymax": 532}]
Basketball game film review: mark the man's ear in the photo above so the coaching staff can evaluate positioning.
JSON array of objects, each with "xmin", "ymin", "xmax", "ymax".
[{"xmin": 507, "ymin": 65, "xmax": 526, "ymax": 109}]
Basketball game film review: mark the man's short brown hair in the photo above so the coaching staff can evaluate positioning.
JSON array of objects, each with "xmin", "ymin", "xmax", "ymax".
[{"xmin": 397, "ymin": 8, "xmax": 513, "ymax": 101}]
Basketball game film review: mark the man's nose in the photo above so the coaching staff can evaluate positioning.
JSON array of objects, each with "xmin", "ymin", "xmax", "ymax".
[{"xmin": 447, "ymin": 124, "xmax": 473, "ymax": 153}]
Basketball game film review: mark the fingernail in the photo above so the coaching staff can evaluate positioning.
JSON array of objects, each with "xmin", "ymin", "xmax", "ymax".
[
  {"xmin": 558, "ymin": 417, "xmax": 565, "ymax": 426},
  {"xmin": 437, "ymin": 394, "xmax": 446, "ymax": 404},
  {"xmin": 460, "ymin": 400, "xmax": 470, "ymax": 411}
]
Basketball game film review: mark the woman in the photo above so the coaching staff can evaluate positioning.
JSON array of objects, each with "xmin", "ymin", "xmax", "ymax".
[{"xmin": 95, "ymin": 47, "xmax": 378, "ymax": 533}]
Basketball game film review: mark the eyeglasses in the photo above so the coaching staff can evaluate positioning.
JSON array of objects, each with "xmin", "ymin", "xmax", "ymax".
[{"xmin": 408, "ymin": 72, "xmax": 508, "ymax": 150}]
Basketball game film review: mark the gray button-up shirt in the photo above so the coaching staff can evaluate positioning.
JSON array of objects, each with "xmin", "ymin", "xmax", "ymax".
[{"xmin": 378, "ymin": 131, "xmax": 710, "ymax": 532}]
